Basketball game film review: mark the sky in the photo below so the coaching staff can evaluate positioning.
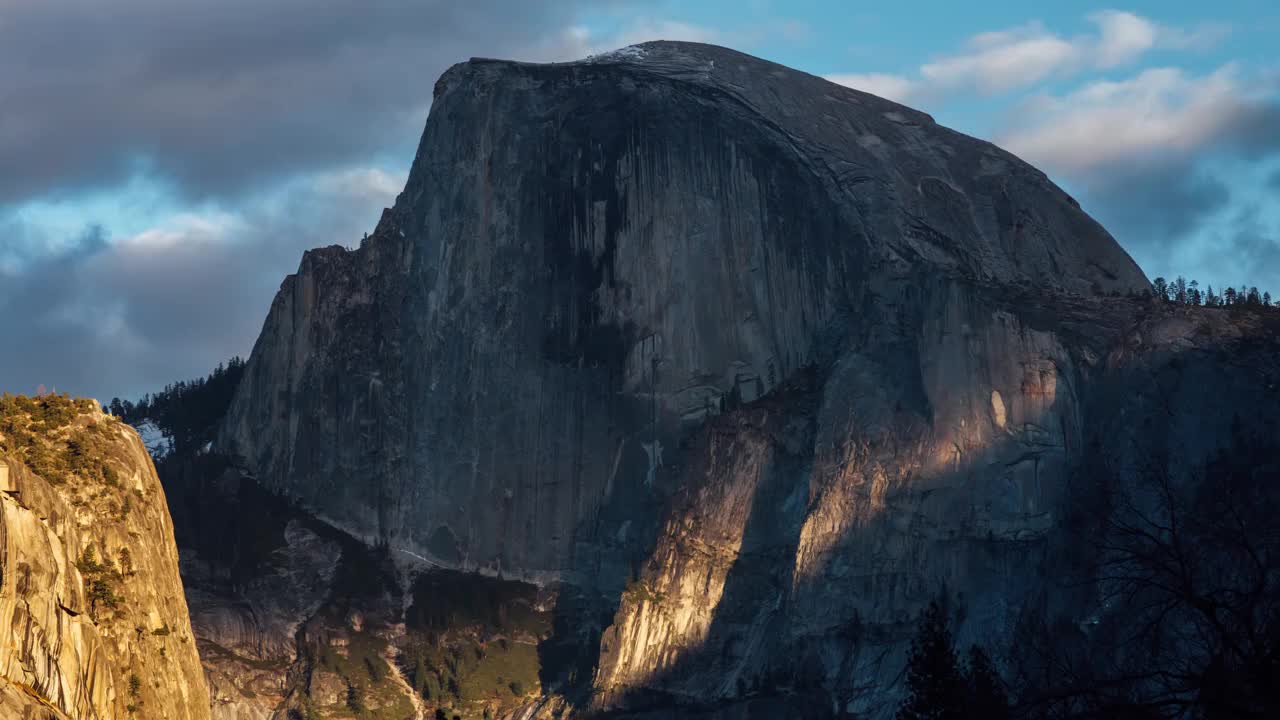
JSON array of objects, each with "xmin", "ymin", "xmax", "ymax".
[{"xmin": 1, "ymin": 0, "xmax": 1278, "ymax": 402}]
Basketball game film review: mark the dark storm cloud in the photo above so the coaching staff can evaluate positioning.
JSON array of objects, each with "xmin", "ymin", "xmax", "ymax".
[
  {"xmin": 0, "ymin": 169, "xmax": 401, "ymax": 401},
  {"xmin": 1081, "ymin": 164, "xmax": 1232, "ymax": 250},
  {"xmin": 0, "ymin": 0, "xmax": 641, "ymax": 203}
]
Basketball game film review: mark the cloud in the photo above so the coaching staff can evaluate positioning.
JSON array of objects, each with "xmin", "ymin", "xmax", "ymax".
[
  {"xmin": 0, "ymin": 0, "xmax": 653, "ymax": 205},
  {"xmin": 1199, "ymin": 206, "xmax": 1280, "ymax": 290},
  {"xmin": 998, "ymin": 65, "xmax": 1280, "ymax": 178},
  {"xmin": 1268, "ymin": 168, "xmax": 1280, "ymax": 191},
  {"xmin": 828, "ymin": 11, "xmax": 1277, "ymax": 290},
  {"xmin": 994, "ymin": 63, "xmax": 1280, "ymax": 285},
  {"xmin": 0, "ymin": 1, "xmax": 733, "ymax": 400},
  {"xmin": 531, "ymin": 17, "xmax": 732, "ymax": 62},
  {"xmin": 1083, "ymin": 167, "xmax": 1232, "ymax": 252},
  {"xmin": 0, "ymin": 166, "xmax": 403, "ymax": 401},
  {"xmin": 823, "ymin": 73, "xmax": 919, "ymax": 104},
  {"xmin": 825, "ymin": 11, "xmax": 1230, "ymax": 101},
  {"xmin": 920, "ymin": 21, "xmax": 1080, "ymax": 94}
]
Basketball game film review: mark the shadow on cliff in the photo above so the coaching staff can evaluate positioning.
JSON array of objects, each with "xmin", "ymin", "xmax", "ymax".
[
  {"xmin": 533, "ymin": 425, "xmax": 672, "ymax": 705},
  {"xmin": 583, "ymin": 288, "xmax": 1217, "ymax": 717},
  {"xmin": 589, "ymin": 370, "xmax": 836, "ymax": 718}
]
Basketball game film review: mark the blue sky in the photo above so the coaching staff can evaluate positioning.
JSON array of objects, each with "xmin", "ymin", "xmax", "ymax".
[{"xmin": 1, "ymin": 1, "xmax": 1278, "ymax": 400}]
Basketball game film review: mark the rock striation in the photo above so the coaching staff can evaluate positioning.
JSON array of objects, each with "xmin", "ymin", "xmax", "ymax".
[
  {"xmin": 215, "ymin": 41, "xmax": 1280, "ymax": 717},
  {"xmin": 0, "ymin": 396, "xmax": 209, "ymax": 719}
]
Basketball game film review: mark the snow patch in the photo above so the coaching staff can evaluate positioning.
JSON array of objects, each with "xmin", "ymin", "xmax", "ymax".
[
  {"xmin": 134, "ymin": 420, "xmax": 173, "ymax": 460},
  {"xmin": 585, "ymin": 44, "xmax": 649, "ymax": 63}
]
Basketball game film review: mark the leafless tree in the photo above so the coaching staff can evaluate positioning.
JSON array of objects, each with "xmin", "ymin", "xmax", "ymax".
[{"xmin": 1013, "ymin": 441, "xmax": 1280, "ymax": 719}]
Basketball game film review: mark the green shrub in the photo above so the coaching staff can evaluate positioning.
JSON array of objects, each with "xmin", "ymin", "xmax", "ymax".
[{"xmin": 78, "ymin": 545, "xmax": 122, "ymax": 618}]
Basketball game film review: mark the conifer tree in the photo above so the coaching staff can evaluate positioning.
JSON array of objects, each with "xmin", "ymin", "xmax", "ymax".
[
  {"xmin": 963, "ymin": 645, "xmax": 1010, "ymax": 720},
  {"xmin": 897, "ymin": 601, "xmax": 965, "ymax": 720},
  {"xmin": 1152, "ymin": 277, "xmax": 1169, "ymax": 301}
]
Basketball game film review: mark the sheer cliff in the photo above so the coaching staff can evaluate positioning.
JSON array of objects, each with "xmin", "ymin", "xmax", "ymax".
[
  {"xmin": 220, "ymin": 40, "xmax": 1147, "ymax": 579},
  {"xmin": 214, "ymin": 41, "xmax": 1279, "ymax": 717},
  {"xmin": 0, "ymin": 395, "xmax": 209, "ymax": 719}
]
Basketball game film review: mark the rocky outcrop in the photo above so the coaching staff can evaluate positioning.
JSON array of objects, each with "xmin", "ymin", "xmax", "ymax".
[
  {"xmin": 214, "ymin": 40, "xmax": 1279, "ymax": 717},
  {"xmin": 0, "ymin": 396, "xmax": 209, "ymax": 719}
]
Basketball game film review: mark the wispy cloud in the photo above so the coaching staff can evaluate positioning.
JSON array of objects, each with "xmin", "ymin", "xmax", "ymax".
[
  {"xmin": 537, "ymin": 18, "xmax": 721, "ymax": 61},
  {"xmin": 821, "ymin": 73, "xmax": 919, "ymax": 104},
  {"xmin": 824, "ymin": 11, "xmax": 1229, "ymax": 102},
  {"xmin": 819, "ymin": 10, "xmax": 1277, "ymax": 289},
  {"xmin": 996, "ymin": 62, "xmax": 1280, "ymax": 283},
  {"xmin": 999, "ymin": 64, "xmax": 1280, "ymax": 179}
]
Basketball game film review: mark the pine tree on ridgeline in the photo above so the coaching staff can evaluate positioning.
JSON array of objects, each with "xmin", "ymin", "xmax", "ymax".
[{"xmin": 1152, "ymin": 277, "xmax": 1169, "ymax": 301}]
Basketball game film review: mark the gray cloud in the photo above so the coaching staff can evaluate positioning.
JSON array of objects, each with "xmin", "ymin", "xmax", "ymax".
[
  {"xmin": 0, "ymin": 0, "xmax": 678, "ymax": 400},
  {"xmin": 1078, "ymin": 163, "xmax": 1231, "ymax": 254},
  {"xmin": 0, "ymin": 168, "xmax": 401, "ymax": 401},
  {"xmin": 1202, "ymin": 206, "xmax": 1280, "ymax": 290},
  {"xmin": 0, "ymin": 0, "xmax": 646, "ymax": 203},
  {"xmin": 1268, "ymin": 168, "xmax": 1280, "ymax": 191},
  {"xmin": 997, "ymin": 65, "xmax": 1280, "ymax": 288}
]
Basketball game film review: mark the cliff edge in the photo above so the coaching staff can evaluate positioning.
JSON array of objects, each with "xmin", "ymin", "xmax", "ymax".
[{"xmin": 1, "ymin": 394, "xmax": 209, "ymax": 719}]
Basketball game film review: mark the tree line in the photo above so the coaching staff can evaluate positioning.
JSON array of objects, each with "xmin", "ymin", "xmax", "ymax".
[
  {"xmin": 1147, "ymin": 276, "xmax": 1274, "ymax": 308},
  {"xmin": 105, "ymin": 356, "xmax": 247, "ymax": 455}
]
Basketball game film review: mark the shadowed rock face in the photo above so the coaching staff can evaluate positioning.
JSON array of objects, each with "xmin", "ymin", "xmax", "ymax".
[{"xmin": 214, "ymin": 41, "xmax": 1280, "ymax": 717}]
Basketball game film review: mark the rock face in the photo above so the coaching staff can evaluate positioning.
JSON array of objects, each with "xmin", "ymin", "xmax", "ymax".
[
  {"xmin": 221, "ymin": 40, "xmax": 1146, "ymax": 579},
  {"xmin": 0, "ymin": 397, "xmax": 210, "ymax": 719},
  {"xmin": 157, "ymin": 451, "xmax": 557, "ymax": 720},
  {"xmin": 216, "ymin": 41, "xmax": 1280, "ymax": 716}
]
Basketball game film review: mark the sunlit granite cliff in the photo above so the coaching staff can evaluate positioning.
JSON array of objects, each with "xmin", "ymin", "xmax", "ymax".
[{"xmin": 0, "ymin": 395, "xmax": 210, "ymax": 719}]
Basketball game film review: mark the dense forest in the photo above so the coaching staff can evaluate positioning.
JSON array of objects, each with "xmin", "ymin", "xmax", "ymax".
[{"xmin": 105, "ymin": 356, "xmax": 246, "ymax": 456}]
